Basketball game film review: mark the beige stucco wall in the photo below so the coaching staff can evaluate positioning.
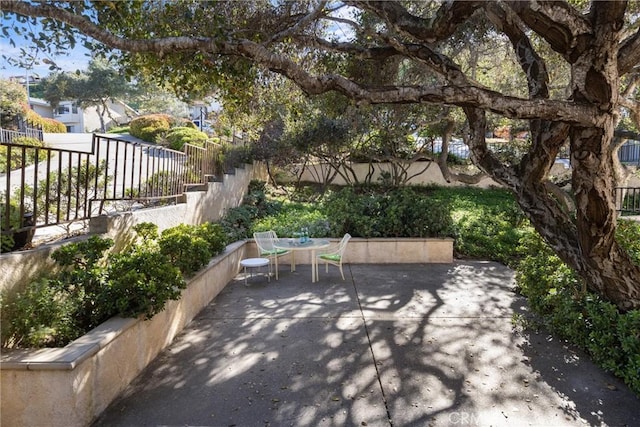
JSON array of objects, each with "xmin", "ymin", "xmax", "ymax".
[
  {"xmin": 288, "ymin": 161, "xmax": 500, "ymax": 187},
  {"xmin": 286, "ymin": 160, "xmax": 577, "ymax": 188},
  {"xmin": 245, "ymin": 238, "xmax": 454, "ymax": 265}
]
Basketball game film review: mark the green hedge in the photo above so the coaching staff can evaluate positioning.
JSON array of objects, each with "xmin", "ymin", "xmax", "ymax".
[
  {"xmin": 0, "ymin": 222, "xmax": 227, "ymax": 348},
  {"xmin": 25, "ymin": 109, "xmax": 66, "ymax": 133},
  {"xmin": 165, "ymin": 126, "xmax": 208, "ymax": 150},
  {"xmin": 322, "ymin": 186, "xmax": 456, "ymax": 238}
]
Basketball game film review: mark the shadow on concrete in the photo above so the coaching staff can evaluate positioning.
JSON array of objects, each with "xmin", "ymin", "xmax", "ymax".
[{"xmin": 92, "ymin": 262, "xmax": 638, "ymax": 427}]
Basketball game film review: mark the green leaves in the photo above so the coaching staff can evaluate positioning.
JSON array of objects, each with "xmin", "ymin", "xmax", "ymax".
[
  {"xmin": 515, "ymin": 231, "xmax": 640, "ymax": 395},
  {"xmin": 1, "ymin": 220, "xmax": 228, "ymax": 348}
]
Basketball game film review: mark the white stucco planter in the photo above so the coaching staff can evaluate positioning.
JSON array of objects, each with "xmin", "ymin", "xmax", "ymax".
[
  {"xmin": 0, "ymin": 237, "xmax": 452, "ymax": 427},
  {"xmin": 1, "ymin": 240, "xmax": 248, "ymax": 427}
]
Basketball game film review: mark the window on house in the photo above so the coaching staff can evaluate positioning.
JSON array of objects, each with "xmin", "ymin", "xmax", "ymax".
[
  {"xmin": 55, "ymin": 103, "xmax": 78, "ymax": 115},
  {"xmin": 56, "ymin": 105, "xmax": 70, "ymax": 115}
]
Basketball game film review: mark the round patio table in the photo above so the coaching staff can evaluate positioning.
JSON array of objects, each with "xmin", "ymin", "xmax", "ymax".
[{"xmin": 273, "ymin": 238, "xmax": 330, "ymax": 283}]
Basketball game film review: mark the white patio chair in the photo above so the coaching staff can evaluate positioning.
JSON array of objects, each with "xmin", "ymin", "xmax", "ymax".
[
  {"xmin": 253, "ymin": 230, "xmax": 290, "ymax": 280},
  {"xmin": 316, "ymin": 233, "xmax": 351, "ymax": 280}
]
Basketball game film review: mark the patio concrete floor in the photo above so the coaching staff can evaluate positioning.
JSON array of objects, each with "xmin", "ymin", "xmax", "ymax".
[{"xmin": 92, "ymin": 261, "xmax": 639, "ymax": 426}]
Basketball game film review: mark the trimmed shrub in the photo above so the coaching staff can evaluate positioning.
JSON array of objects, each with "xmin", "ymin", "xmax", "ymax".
[
  {"xmin": 129, "ymin": 114, "xmax": 172, "ymax": 142},
  {"xmin": 107, "ymin": 248, "xmax": 185, "ymax": 319},
  {"xmin": 322, "ymin": 186, "xmax": 455, "ymax": 239},
  {"xmin": 0, "ymin": 221, "xmax": 227, "ymax": 348},
  {"xmin": 165, "ymin": 126, "xmax": 208, "ymax": 150},
  {"xmin": 158, "ymin": 223, "xmax": 218, "ymax": 276},
  {"xmin": 218, "ymin": 205, "xmax": 259, "ymax": 242},
  {"xmin": 0, "ymin": 278, "xmax": 80, "ymax": 348}
]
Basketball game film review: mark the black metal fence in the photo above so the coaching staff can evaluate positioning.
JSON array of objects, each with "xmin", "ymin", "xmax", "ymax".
[
  {"xmin": 615, "ymin": 187, "xmax": 640, "ymax": 215},
  {"xmin": 1, "ymin": 134, "xmax": 222, "ymax": 252}
]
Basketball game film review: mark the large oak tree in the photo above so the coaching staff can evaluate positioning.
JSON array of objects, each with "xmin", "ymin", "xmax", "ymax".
[{"xmin": 2, "ymin": 0, "xmax": 639, "ymax": 310}]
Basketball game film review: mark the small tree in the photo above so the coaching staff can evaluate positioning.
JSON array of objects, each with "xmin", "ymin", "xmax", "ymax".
[
  {"xmin": 0, "ymin": 79, "xmax": 28, "ymax": 129},
  {"xmin": 40, "ymin": 58, "xmax": 132, "ymax": 132}
]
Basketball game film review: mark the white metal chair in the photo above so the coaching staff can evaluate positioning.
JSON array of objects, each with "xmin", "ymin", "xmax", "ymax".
[
  {"xmin": 253, "ymin": 230, "xmax": 290, "ymax": 280},
  {"xmin": 316, "ymin": 233, "xmax": 351, "ymax": 280}
]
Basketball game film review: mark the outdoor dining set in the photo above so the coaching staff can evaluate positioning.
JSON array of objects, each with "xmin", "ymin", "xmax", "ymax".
[{"xmin": 239, "ymin": 231, "xmax": 351, "ymax": 285}]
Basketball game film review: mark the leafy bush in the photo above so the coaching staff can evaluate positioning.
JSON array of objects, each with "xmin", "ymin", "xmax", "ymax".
[
  {"xmin": 0, "ymin": 278, "xmax": 79, "ymax": 348},
  {"xmin": 107, "ymin": 125, "xmax": 130, "ymax": 134},
  {"xmin": 165, "ymin": 126, "xmax": 208, "ymax": 150},
  {"xmin": 254, "ymin": 203, "xmax": 330, "ymax": 238},
  {"xmin": 50, "ymin": 235, "xmax": 116, "ymax": 331},
  {"xmin": 219, "ymin": 205, "xmax": 259, "ymax": 242},
  {"xmin": 322, "ymin": 186, "xmax": 455, "ymax": 238},
  {"xmin": 516, "ymin": 232, "xmax": 640, "ymax": 395},
  {"xmin": 243, "ymin": 180, "xmax": 283, "ymax": 217},
  {"xmin": 24, "ymin": 109, "xmax": 66, "ymax": 133},
  {"xmin": 0, "ymin": 79, "xmax": 27, "ymax": 128},
  {"xmin": 218, "ymin": 181, "xmax": 284, "ymax": 241},
  {"xmin": 0, "ymin": 221, "xmax": 227, "ymax": 348},
  {"xmin": 218, "ymin": 143, "xmax": 254, "ymax": 172},
  {"xmin": 197, "ymin": 222, "xmax": 228, "ymax": 255},
  {"xmin": 107, "ymin": 248, "xmax": 185, "ymax": 319},
  {"xmin": 159, "ymin": 223, "xmax": 224, "ymax": 276},
  {"xmin": 616, "ymin": 219, "xmax": 640, "ymax": 265},
  {"xmin": 129, "ymin": 114, "xmax": 172, "ymax": 142}
]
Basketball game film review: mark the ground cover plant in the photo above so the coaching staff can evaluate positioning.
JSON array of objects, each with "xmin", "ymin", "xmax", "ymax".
[
  {"xmin": 515, "ymin": 220, "xmax": 640, "ymax": 395},
  {"xmin": 249, "ymin": 184, "xmax": 524, "ymax": 265},
  {"xmin": 429, "ymin": 186, "xmax": 530, "ymax": 266},
  {"xmin": 0, "ymin": 222, "xmax": 227, "ymax": 348}
]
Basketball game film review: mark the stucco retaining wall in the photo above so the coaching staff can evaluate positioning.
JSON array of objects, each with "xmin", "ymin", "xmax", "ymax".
[
  {"xmin": 1, "ymin": 240, "xmax": 248, "ymax": 427},
  {"xmin": 245, "ymin": 237, "xmax": 454, "ymax": 264},
  {"xmin": 0, "ymin": 162, "xmax": 267, "ymax": 293}
]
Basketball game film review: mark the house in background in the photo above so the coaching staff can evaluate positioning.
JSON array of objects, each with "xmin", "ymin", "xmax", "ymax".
[
  {"xmin": 28, "ymin": 97, "xmax": 139, "ymax": 133},
  {"xmin": 189, "ymin": 99, "xmax": 221, "ymax": 134}
]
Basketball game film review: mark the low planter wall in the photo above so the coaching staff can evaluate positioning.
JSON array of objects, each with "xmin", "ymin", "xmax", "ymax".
[
  {"xmin": 245, "ymin": 237, "xmax": 454, "ymax": 264},
  {"xmin": 0, "ymin": 237, "xmax": 452, "ymax": 427},
  {"xmin": 1, "ymin": 240, "xmax": 247, "ymax": 427}
]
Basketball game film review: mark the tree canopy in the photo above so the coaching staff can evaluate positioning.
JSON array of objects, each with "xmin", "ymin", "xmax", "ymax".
[
  {"xmin": 38, "ymin": 57, "xmax": 132, "ymax": 131},
  {"xmin": 2, "ymin": 0, "xmax": 640, "ymax": 310}
]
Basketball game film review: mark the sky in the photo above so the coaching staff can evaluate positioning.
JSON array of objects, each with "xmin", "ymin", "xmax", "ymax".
[{"xmin": 1, "ymin": 14, "xmax": 91, "ymax": 80}]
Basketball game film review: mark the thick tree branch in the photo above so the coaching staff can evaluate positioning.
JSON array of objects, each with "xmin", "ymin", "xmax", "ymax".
[
  {"xmin": 506, "ymin": 0, "xmax": 592, "ymax": 63},
  {"xmin": 295, "ymin": 36, "xmax": 400, "ymax": 60},
  {"xmin": 618, "ymin": 29, "xmax": 640, "ymax": 74},
  {"xmin": 0, "ymin": 0, "xmax": 599, "ymax": 124},
  {"xmin": 485, "ymin": 3, "xmax": 549, "ymax": 99},
  {"xmin": 350, "ymin": 0, "xmax": 484, "ymax": 43}
]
